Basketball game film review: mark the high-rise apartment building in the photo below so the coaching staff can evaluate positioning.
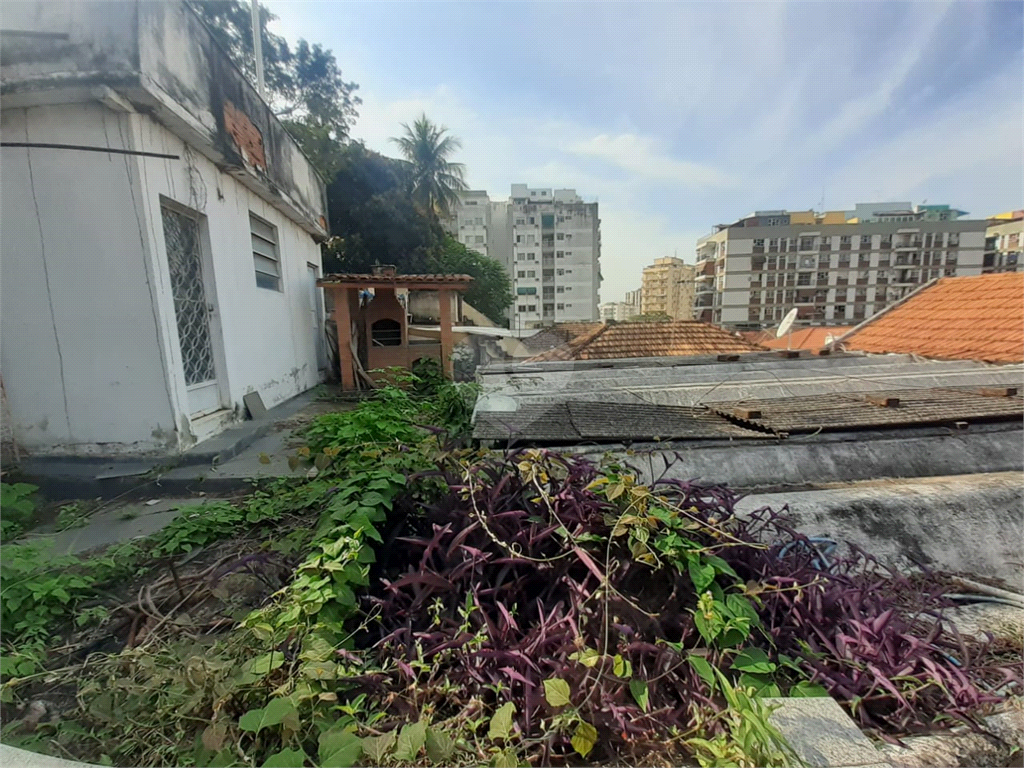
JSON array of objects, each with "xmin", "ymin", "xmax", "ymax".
[
  {"xmin": 624, "ymin": 288, "xmax": 642, "ymax": 317},
  {"xmin": 448, "ymin": 186, "xmax": 601, "ymax": 328},
  {"xmin": 694, "ymin": 202, "xmax": 987, "ymax": 330},
  {"xmin": 640, "ymin": 257, "xmax": 695, "ymax": 319},
  {"xmin": 984, "ymin": 211, "xmax": 1023, "ymax": 274}
]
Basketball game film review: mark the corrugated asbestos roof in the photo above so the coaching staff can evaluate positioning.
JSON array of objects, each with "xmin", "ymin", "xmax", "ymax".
[
  {"xmin": 474, "ymin": 402, "xmax": 761, "ymax": 442},
  {"xmin": 711, "ymin": 387, "xmax": 1023, "ymax": 434},
  {"xmin": 526, "ymin": 320, "xmax": 763, "ymax": 362},
  {"xmin": 841, "ymin": 273, "xmax": 1024, "ymax": 363}
]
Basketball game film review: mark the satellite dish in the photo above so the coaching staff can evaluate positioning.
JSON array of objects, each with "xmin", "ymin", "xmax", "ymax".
[{"xmin": 776, "ymin": 308, "xmax": 798, "ymax": 339}]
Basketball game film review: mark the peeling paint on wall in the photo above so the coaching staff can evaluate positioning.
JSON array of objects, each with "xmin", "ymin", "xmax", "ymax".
[{"xmin": 222, "ymin": 100, "xmax": 266, "ymax": 172}]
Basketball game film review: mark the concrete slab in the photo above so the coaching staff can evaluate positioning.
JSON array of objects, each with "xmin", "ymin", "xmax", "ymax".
[
  {"xmin": 0, "ymin": 745, "xmax": 98, "ymax": 767},
  {"xmin": 23, "ymin": 497, "xmax": 213, "ymax": 557},
  {"xmin": 764, "ymin": 696, "xmax": 890, "ymax": 768}
]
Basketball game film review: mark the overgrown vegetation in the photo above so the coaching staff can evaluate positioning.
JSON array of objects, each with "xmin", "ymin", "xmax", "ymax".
[{"xmin": 1, "ymin": 383, "xmax": 1019, "ymax": 767}]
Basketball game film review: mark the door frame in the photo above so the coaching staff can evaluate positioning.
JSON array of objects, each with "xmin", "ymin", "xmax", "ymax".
[
  {"xmin": 158, "ymin": 195, "xmax": 230, "ymax": 419},
  {"xmin": 307, "ymin": 262, "xmax": 328, "ymax": 371}
]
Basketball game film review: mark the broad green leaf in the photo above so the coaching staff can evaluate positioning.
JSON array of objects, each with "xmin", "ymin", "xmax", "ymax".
[
  {"xmin": 570, "ymin": 647, "xmax": 601, "ymax": 667},
  {"xmin": 393, "ymin": 720, "xmax": 427, "ymax": 762},
  {"xmin": 688, "ymin": 654, "xmax": 717, "ymax": 689},
  {"xmin": 791, "ymin": 681, "xmax": 830, "ymax": 698},
  {"xmin": 319, "ymin": 728, "xmax": 362, "ymax": 767},
  {"xmin": 488, "ymin": 701, "xmax": 516, "ymax": 741},
  {"xmin": 571, "ymin": 720, "xmax": 598, "ymax": 757},
  {"xmin": 612, "ymin": 654, "xmax": 632, "ymax": 678},
  {"xmin": 360, "ymin": 731, "xmax": 396, "ymax": 763},
  {"xmin": 248, "ymin": 652, "xmax": 285, "ymax": 677},
  {"xmin": 238, "ymin": 697, "xmax": 297, "ymax": 733},
  {"xmin": 262, "ymin": 747, "xmax": 306, "ymax": 767},
  {"xmin": 730, "ymin": 648, "xmax": 777, "ymax": 674},
  {"xmin": 688, "ymin": 559, "xmax": 716, "ymax": 592},
  {"xmin": 693, "ymin": 612, "xmax": 722, "ymax": 644},
  {"xmin": 606, "ymin": 482, "xmax": 626, "ymax": 501},
  {"xmin": 543, "ymin": 677, "xmax": 572, "ymax": 707},
  {"xmin": 703, "ymin": 554, "xmax": 739, "ymax": 579},
  {"xmin": 725, "ymin": 593, "xmax": 760, "ymax": 624},
  {"xmin": 424, "ymin": 727, "xmax": 455, "ymax": 763},
  {"xmin": 493, "ymin": 747, "xmax": 520, "ymax": 768},
  {"xmin": 629, "ymin": 678, "xmax": 649, "ymax": 712}
]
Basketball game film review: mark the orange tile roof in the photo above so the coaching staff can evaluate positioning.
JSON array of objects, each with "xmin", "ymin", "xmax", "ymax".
[
  {"xmin": 841, "ymin": 273, "xmax": 1024, "ymax": 364},
  {"xmin": 526, "ymin": 320, "xmax": 764, "ymax": 362},
  {"xmin": 759, "ymin": 326, "xmax": 853, "ymax": 351}
]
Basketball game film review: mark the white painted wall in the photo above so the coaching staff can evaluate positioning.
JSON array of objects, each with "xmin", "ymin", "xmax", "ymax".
[{"xmin": 1, "ymin": 102, "xmax": 324, "ymax": 455}]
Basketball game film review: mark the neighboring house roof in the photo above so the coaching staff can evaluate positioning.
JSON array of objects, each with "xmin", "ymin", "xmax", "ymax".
[
  {"xmin": 519, "ymin": 323, "xmax": 604, "ymax": 354},
  {"xmin": 526, "ymin": 321, "xmax": 762, "ymax": 362},
  {"xmin": 757, "ymin": 326, "xmax": 853, "ymax": 351},
  {"xmin": 839, "ymin": 273, "xmax": 1024, "ymax": 364}
]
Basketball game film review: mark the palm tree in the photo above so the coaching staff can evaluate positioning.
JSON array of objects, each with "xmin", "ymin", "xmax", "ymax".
[{"xmin": 391, "ymin": 114, "xmax": 467, "ymax": 220}]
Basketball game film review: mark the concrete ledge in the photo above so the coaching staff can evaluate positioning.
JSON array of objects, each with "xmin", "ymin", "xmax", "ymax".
[
  {"xmin": 765, "ymin": 696, "xmax": 892, "ymax": 768},
  {"xmin": 0, "ymin": 745, "xmax": 99, "ymax": 768}
]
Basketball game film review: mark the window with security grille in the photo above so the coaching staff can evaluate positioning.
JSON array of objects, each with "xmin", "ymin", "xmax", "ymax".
[{"xmin": 251, "ymin": 213, "xmax": 281, "ymax": 291}]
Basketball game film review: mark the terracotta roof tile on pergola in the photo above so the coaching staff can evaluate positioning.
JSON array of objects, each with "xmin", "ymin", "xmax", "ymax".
[
  {"xmin": 316, "ymin": 268, "xmax": 473, "ymax": 390},
  {"xmin": 318, "ymin": 273, "xmax": 475, "ymax": 288}
]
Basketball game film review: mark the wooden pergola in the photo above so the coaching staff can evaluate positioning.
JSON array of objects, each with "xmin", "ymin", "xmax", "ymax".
[{"xmin": 317, "ymin": 268, "xmax": 473, "ymax": 391}]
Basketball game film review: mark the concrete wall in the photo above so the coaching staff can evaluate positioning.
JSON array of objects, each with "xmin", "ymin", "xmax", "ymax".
[
  {"xmin": 1, "ymin": 0, "xmax": 328, "ymax": 238},
  {"xmin": 1, "ymin": 105, "xmax": 178, "ymax": 453},
  {"xmin": 1, "ymin": 103, "xmax": 324, "ymax": 454},
  {"xmin": 735, "ymin": 473, "xmax": 1024, "ymax": 584}
]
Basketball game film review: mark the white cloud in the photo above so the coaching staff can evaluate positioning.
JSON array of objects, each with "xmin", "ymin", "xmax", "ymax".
[{"xmin": 569, "ymin": 133, "xmax": 734, "ymax": 188}]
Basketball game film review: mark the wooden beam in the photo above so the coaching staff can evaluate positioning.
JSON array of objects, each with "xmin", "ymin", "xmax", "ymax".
[
  {"xmin": 332, "ymin": 287, "xmax": 356, "ymax": 391},
  {"xmin": 438, "ymin": 288, "xmax": 454, "ymax": 380}
]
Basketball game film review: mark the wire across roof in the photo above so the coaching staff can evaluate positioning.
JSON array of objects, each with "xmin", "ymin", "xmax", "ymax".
[{"xmin": 318, "ymin": 273, "xmax": 474, "ymax": 289}]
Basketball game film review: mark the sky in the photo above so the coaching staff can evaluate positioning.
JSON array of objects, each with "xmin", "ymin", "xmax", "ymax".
[{"xmin": 267, "ymin": 0, "xmax": 1023, "ymax": 302}]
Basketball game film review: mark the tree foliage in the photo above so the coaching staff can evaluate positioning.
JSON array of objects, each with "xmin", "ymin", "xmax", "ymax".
[
  {"xmin": 391, "ymin": 114, "xmax": 467, "ymax": 220},
  {"xmin": 188, "ymin": 0, "xmax": 360, "ymax": 165},
  {"xmin": 430, "ymin": 235, "xmax": 513, "ymax": 325}
]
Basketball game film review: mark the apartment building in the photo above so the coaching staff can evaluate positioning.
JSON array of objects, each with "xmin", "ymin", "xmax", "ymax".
[
  {"xmin": 640, "ymin": 257, "xmax": 696, "ymax": 319},
  {"xmin": 624, "ymin": 288, "xmax": 642, "ymax": 317},
  {"xmin": 599, "ymin": 302, "xmax": 633, "ymax": 321},
  {"xmin": 447, "ymin": 186, "xmax": 601, "ymax": 328},
  {"xmin": 694, "ymin": 203, "xmax": 986, "ymax": 330},
  {"xmin": 984, "ymin": 211, "xmax": 1023, "ymax": 274}
]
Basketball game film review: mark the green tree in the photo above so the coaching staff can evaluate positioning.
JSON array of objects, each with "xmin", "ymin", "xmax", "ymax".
[
  {"xmin": 431, "ymin": 235, "xmax": 513, "ymax": 325},
  {"xmin": 391, "ymin": 114, "xmax": 467, "ymax": 220},
  {"xmin": 188, "ymin": 0, "xmax": 360, "ymax": 171},
  {"xmin": 323, "ymin": 143, "xmax": 442, "ymax": 273}
]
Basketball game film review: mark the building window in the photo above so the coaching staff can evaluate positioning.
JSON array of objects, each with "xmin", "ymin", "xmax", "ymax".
[
  {"xmin": 754, "ymin": 239, "xmax": 765, "ymax": 247},
  {"xmin": 517, "ymin": 305, "xmax": 527, "ymax": 312},
  {"xmin": 840, "ymin": 235, "xmax": 851, "ymax": 244},
  {"xmin": 556, "ymin": 251, "xmax": 564, "ymax": 257},
  {"xmin": 516, "ymin": 235, "xmax": 522, "ymax": 244},
  {"xmin": 516, "ymin": 287, "xmax": 537, "ymax": 295},
  {"xmin": 797, "ymin": 272, "xmax": 811, "ymax": 286},
  {"xmin": 800, "ymin": 237, "xmax": 815, "ymax": 250},
  {"xmin": 557, "ymin": 233, "xmax": 565, "ymax": 240},
  {"xmin": 817, "ymin": 271, "xmax": 828, "ymax": 284},
  {"xmin": 370, "ymin": 318, "xmax": 401, "ymax": 347},
  {"xmin": 528, "ymin": 217, "xmax": 535, "ymax": 224},
  {"xmin": 516, "ymin": 218, "xmax": 525, "ymax": 225},
  {"xmin": 557, "ymin": 303, "xmax": 564, "ymax": 310},
  {"xmin": 250, "ymin": 213, "xmax": 282, "ymax": 291},
  {"xmin": 517, "ymin": 270, "xmax": 525, "ymax": 278},
  {"xmin": 557, "ymin": 286, "xmax": 564, "ymax": 293},
  {"xmin": 527, "ymin": 270, "xmax": 535, "ymax": 277},
  {"xmin": 556, "ymin": 268, "xmax": 565, "ymax": 276},
  {"xmin": 948, "ymin": 233, "xmax": 959, "ymax": 247}
]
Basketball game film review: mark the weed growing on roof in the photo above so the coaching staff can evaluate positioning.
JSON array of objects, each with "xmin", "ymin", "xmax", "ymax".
[{"xmin": 2, "ymin": 382, "xmax": 1020, "ymax": 766}]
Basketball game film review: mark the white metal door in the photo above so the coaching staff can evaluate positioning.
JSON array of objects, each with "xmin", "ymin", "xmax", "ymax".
[
  {"xmin": 161, "ymin": 206, "xmax": 221, "ymax": 416},
  {"xmin": 308, "ymin": 264, "xmax": 328, "ymax": 370}
]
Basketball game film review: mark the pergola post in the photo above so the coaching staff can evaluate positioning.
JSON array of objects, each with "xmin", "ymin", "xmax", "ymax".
[
  {"xmin": 438, "ymin": 288, "xmax": 454, "ymax": 379},
  {"xmin": 333, "ymin": 287, "xmax": 356, "ymax": 391}
]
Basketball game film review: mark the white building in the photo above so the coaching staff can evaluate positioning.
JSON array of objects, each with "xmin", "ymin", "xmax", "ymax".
[
  {"xmin": 599, "ymin": 302, "xmax": 632, "ymax": 322},
  {"xmin": 694, "ymin": 204, "xmax": 987, "ymax": 330},
  {"xmin": 1, "ymin": 0, "xmax": 330, "ymax": 457},
  {"xmin": 448, "ymin": 185, "xmax": 601, "ymax": 328}
]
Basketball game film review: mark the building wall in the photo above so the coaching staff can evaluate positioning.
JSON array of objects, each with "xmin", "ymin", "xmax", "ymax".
[
  {"xmin": 695, "ymin": 217, "xmax": 986, "ymax": 330},
  {"xmin": 640, "ymin": 257, "xmax": 695, "ymax": 319},
  {"xmin": 0, "ymin": 103, "xmax": 323, "ymax": 454},
  {"xmin": 984, "ymin": 217, "xmax": 1023, "ymax": 273},
  {"xmin": 509, "ymin": 186, "xmax": 600, "ymax": 328}
]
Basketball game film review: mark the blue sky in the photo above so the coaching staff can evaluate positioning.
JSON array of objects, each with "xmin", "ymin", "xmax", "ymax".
[{"xmin": 268, "ymin": 0, "xmax": 1022, "ymax": 301}]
